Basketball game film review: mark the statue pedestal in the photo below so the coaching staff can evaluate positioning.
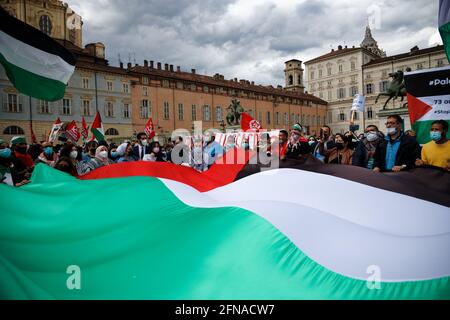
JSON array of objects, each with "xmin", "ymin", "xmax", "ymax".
[{"xmin": 224, "ymin": 125, "xmax": 242, "ymax": 133}]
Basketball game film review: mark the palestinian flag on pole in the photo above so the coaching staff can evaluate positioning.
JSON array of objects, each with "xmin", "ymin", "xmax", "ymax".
[
  {"xmin": 404, "ymin": 66, "xmax": 450, "ymax": 144},
  {"xmin": 0, "ymin": 156, "xmax": 449, "ymax": 300},
  {"xmin": 48, "ymin": 117, "xmax": 62, "ymax": 142},
  {"xmin": 439, "ymin": 0, "xmax": 450, "ymax": 62},
  {"xmin": 0, "ymin": 7, "xmax": 76, "ymax": 101},
  {"xmin": 90, "ymin": 111, "xmax": 104, "ymax": 142}
]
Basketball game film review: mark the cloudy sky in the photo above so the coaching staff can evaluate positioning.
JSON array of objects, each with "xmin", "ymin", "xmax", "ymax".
[{"xmin": 69, "ymin": 0, "xmax": 442, "ymax": 86}]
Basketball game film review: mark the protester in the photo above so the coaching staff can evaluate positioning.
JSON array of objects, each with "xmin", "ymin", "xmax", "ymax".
[
  {"xmin": 54, "ymin": 156, "xmax": 77, "ymax": 176},
  {"xmin": 191, "ymin": 139, "xmax": 206, "ymax": 172},
  {"xmin": 59, "ymin": 144, "xmax": 89, "ymax": 176},
  {"xmin": 132, "ymin": 132, "xmax": 151, "ymax": 160},
  {"xmin": 10, "ymin": 136, "xmax": 34, "ymax": 183},
  {"xmin": 203, "ymin": 133, "xmax": 224, "ymax": 168},
  {"xmin": 84, "ymin": 140, "xmax": 99, "ymax": 161},
  {"xmin": 415, "ymin": 120, "xmax": 450, "ymax": 171},
  {"xmin": 37, "ymin": 142, "xmax": 58, "ymax": 167},
  {"xmin": 87, "ymin": 145, "xmax": 114, "ymax": 170},
  {"xmin": 224, "ymin": 135, "xmax": 237, "ymax": 153},
  {"xmin": 116, "ymin": 142, "xmax": 136, "ymax": 163},
  {"xmin": 108, "ymin": 145, "xmax": 121, "ymax": 163},
  {"xmin": 144, "ymin": 141, "xmax": 165, "ymax": 162},
  {"xmin": 285, "ymin": 123, "xmax": 310, "ymax": 159},
  {"xmin": 373, "ymin": 115, "xmax": 420, "ymax": 172},
  {"xmin": 352, "ymin": 125, "xmax": 383, "ymax": 169},
  {"xmin": 278, "ymin": 130, "xmax": 289, "ymax": 159},
  {"xmin": 0, "ymin": 139, "xmax": 29, "ymax": 186},
  {"xmin": 257, "ymin": 133, "xmax": 272, "ymax": 157},
  {"xmin": 324, "ymin": 133, "xmax": 353, "ymax": 165},
  {"xmin": 308, "ymin": 136, "xmax": 318, "ymax": 151},
  {"xmin": 315, "ymin": 125, "xmax": 335, "ymax": 162}
]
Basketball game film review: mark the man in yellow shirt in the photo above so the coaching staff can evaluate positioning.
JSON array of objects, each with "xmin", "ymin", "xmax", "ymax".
[{"xmin": 416, "ymin": 120, "xmax": 450, "ymax": 171}]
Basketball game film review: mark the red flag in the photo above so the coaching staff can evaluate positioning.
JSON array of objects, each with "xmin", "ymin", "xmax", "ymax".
[
  {"xmin": 65, "ymin": 120, "xmax": 81, "ymax": 143},
  {"xmin": 81, "ymin": 116, "xmax": 89, "ymax": 141},
  {"xmin": 241, "ymin": 112, "xmax": 262, "ymax": 131},
  {"xmin": 30, "ymin": 125, "xmax": 37, "ymax": 144},
  {"xmin": 145, "ymin": 118, "xmax": 156, "ymax": 139}
]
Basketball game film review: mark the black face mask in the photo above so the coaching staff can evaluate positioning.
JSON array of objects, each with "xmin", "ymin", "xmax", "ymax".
[
  {"xmin": 336, "ymin": 142, "xmax": 344, "ymax": 150},
  {"xmin": 15, "ymin": 146, "xmax": 28, "ymax": 154}
]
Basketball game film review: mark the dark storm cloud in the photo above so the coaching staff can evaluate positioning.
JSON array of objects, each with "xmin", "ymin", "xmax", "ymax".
[{"xmin": 72, "ymin": 0, "xmax": 440, "ymax": 86}]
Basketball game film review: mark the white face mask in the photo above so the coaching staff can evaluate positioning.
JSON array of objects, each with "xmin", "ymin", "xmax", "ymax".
[
  {"xmin": 99, "ymin": 151, "xmax": 108, "ymax": 159},
  {"xmin": 141, "ymin": 139, "xmax": 148, "ymax": 146},
  {"xmin": 386, "ymin": 127, "xmax": 397, "ymax": 135},
  {"xmin": 153, "ymin": 147, "xmax": 160, "ymax": 153},
  {"xmin": 70, "ymin": 151, "xmax": 78, "ymax": 159},
  {"xmin": 366, "ymin": 132, "xmax": 379, "ymax": 142}
]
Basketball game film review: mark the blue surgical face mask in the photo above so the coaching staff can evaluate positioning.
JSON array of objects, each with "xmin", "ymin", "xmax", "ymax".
[
  {"xmin": 0, "ymin": 148, "xmax": 12, "ymax": 158},
  {"xmin": 44, "ymin": 147, "xmax": 53, "ymax": 156},
  {"xmin": 430, "ymin": 131, "xmax": 442, "ymax": 141},
  {"xmin": 308, "ymin": 140, "xmax": 315, "ymax": 146},
  {"xmin": 111, "ymin": 151, "xmax": 119, "ymax": 158}
]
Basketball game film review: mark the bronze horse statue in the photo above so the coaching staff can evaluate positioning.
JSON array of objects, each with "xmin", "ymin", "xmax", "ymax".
[
  {"xmin": 375, "ymin": 68, "xmax": 411, "ymax": 110},
  {"xmin": 226, "ymin": 99, "xmax": 244, "ymax": 126}
]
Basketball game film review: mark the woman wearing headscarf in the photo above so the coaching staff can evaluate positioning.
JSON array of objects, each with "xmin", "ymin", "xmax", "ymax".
[
  {"xmin": 117, "ymin": 142, "xmax": 136, "ymax": 163},
  {"xmin": 86, "ymin": 145, "xmax": 114, "ymax": 171}
]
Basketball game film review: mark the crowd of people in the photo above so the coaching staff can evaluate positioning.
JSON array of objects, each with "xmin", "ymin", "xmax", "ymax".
[{"xmin": 0, "ymin": 115, "xmax": 449, "ymax": 187}]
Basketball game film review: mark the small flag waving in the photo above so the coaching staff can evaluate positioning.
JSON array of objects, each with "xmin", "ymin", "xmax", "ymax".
[
  {"xmin": 91, "ymin": 111, "xmax": 105, "ymax": 142},
  {"xmin": 65, "ymin": 120, "xmax": 81, "ymax": 143},
  {"xmin": 241, "ymin": 112, "xmax": 262, "ymax": 131},
  {"xmin": 351, "ymin": 94, "xmax": 366, "ymax": 112},
  {"xmin": 439, "ymin": 0, "xmax": 450, "ymax": 63},
  {"xmin": 145, "ymin": 118, "xmax": 156, "ymax": 139},
  {"xmin": 0, "ymin": 7, "xmax": 76, "ymax": 101},
  {"xmin": 48, "ymin": 118, "xmax": 62, "ymax": 142},
  {"xmin": 404, "ymin": 66, "xmax": 450, "ymax": 144},
  {"xmin": 81, "ymin": 117, "xmax": 89, "ymax": 141}
]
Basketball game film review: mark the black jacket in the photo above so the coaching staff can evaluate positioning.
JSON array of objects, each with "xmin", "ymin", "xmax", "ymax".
[
  {"xmin": 373, "ymin": 134, "xmax": 420, "ymax": 171},
  {"xmin": 132, "ymin": 145, "xmax": 151, "ymax": 160}
]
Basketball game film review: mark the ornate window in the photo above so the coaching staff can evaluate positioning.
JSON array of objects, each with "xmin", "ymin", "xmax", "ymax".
[
  {"xmin": 39, "ymin": 15, "xmax": 52, "ymax": 35},
  {"xmin": 105, "ymin": 128, "xmax": 119, "ymax": 136},
  {"xmin": 3, "ymin": 126, "xmax": 24, "ymax": 135}
]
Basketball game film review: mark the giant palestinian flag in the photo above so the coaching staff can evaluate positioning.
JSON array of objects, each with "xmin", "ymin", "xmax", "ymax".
[
  {"xmin": 404, "ymin": 66, "xmax": 450, "ymax": 144},
  {"xmin": 0, "ymin": 7, "xmax": 76, "ymax": 101},
  {"xmin": 0, "ymin": 153, "xmax": 449, "ymax": 300}
]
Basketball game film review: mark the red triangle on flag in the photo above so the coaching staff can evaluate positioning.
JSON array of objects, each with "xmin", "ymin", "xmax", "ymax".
[{"xmin": 407, "ymin": 93, "xmax": 433, "ymax": 124}]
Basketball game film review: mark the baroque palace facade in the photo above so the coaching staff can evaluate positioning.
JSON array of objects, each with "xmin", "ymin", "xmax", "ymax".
[
  {"xmin": 304, "ymin": 26, "xmax": 448, "ymax": 134},
  {"xmin": 0, "ymin": 0, "xmax": 327, "ymax": 143}
]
